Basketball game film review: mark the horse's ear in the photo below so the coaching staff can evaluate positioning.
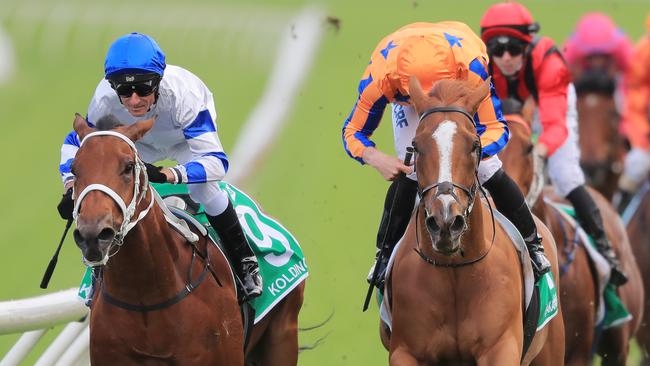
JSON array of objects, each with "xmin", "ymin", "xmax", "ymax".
[
  {"xmin": 408, "ymin": 76, "xmax": 428, "ymax": 113},
  {"xmin": 467, "ymin": 78, "xmax": 491, "ymax": 114},
  {"xmin": 73, "ymin": 113, "xmax": 95, "ymax": 140},
  {"xmin": 124, "ymin": 116, "xmax": 155, "ymax": 142}
]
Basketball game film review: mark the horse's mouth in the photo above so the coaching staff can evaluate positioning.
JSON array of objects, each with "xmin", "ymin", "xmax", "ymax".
[
  {"xmin": 78, "ymin": 245, "xmax": 110, "ymax": 266},
  {"xmin": 74, "ymin": 233, "xmax": 114, "ymax": 266},
  {"xmin": 430, "ymin": 237, "xmax": 462, "ymax": 255}
]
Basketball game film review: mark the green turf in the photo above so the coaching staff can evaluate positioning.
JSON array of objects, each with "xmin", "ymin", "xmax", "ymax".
[{"xmin": 0, "ymin": 0, "xmax": 647, "ymax": 364}]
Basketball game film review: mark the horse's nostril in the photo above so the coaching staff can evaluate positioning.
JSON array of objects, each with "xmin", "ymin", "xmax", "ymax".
[
  {"xmin": 97, "ymin": 228, "xmax": 115, "ymax": 241},
  {"xmin": 425, "ymin": 216, "xmax": 440, "ymax": 233},
  {"xmin": 73, "ymin": 229, "xmax": 84, "ymax": 245},
  {"xmin": 450, "ymin": 215, "xmax": 465, "ymax": 233}
]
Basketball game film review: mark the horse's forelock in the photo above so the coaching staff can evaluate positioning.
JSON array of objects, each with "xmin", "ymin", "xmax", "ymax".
[
  {"xmin": 428, "ymin": 79, "xmax": 475, "ymax": 109},
  {"xmin": 96, "ymin": 114, "xmax": 124, "ymax": 131}
]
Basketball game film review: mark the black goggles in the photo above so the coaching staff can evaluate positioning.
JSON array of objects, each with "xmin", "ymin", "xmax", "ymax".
[
  {"xmin": 108, "ymin": 74, "xmax": 161, "ymax": 98},
  {"xmin": 488, "ymin": 38, "xmax": 527, "ymax": 57}
]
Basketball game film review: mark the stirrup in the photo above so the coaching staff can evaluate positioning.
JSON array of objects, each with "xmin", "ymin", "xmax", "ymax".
[
  {"xmin": 525, "ymin": 235, "xmax": 551, "ymax": 281},
  {"xmin": 595, "ymin": 241, "xmax": 629, "ymax": 286},
  {"xmin": 240, "ymin": 257, "xmax": 263, "ymax": 299},
  {"xmin": 609, "ymin": 265, "xmax": 628, "ymax": 286}
]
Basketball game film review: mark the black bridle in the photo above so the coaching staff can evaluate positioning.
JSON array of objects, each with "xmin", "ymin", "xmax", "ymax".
[{"xmin": 413, "ymin": 106, "xmax": 496, "ymax": 267}]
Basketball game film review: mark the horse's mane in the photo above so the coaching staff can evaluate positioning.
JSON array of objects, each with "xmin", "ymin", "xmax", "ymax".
[
  {"xmin": 427, "ymin": 79, "xmax": 477, "ymax": 108},
  {"xmin": 96, "ymin": 114, "xmax": 123, "ymax": 131}
]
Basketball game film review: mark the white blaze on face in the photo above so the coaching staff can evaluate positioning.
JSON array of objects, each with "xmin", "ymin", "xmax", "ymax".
[
  {"xmin": 432, "ymin": 120, "xmax": 457, "ymax": 220},
  {"xmin": 432, "ymin": 120, "xmax": 457, "ymax": 183}
]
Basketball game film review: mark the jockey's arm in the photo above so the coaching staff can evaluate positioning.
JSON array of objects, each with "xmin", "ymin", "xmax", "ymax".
[
  {"xmin": 59, "ymin": 130, "xmax": 80, "ymax": 191},
  {"xmin": 175, "ymin": 109, "xmax": 228, "ymax": 184},
  {"xmin": 341, "ymin": 74, "xmax": 411, "ymax": 180},
  {"xmin": 534, "ymin": 55, "xmax": 570, "ymax": 157},
  {"xmin": 467, "ymin": 64, "xmax": 509, "ymax": 159}
]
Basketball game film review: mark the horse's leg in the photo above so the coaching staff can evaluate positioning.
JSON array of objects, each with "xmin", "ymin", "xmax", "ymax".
[
  {"xmin": 247, "ymin": 282, "xmax": 304, "ymax": 366},
  {"xmin": 530, "ymin": 313, "xmax": 566, "ymax": 366},
  {"xmin": 598, "ymin": 328, "xmax": 628, "ymax": 366},
  {"xmin": 560, "ymin": 248, "xmax": 594, "ymax": 366},
  {"xmin": 475, "ymin": 337, "xmax": 520, "ymax": 366}
]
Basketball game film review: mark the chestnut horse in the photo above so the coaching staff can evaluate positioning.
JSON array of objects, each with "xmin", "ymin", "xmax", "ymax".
[
  {"xmin": 623, "ymin": 183, "xmax": 650, "ymax": 364},
  {"xmin": 500, "ymin": 107, "xmax": 643, "ymax": 365},
  {"xmin": 576, "ymin": 86, "xmax": 625, "ymax": 201},
  {"xmin": 382, "ymin": 78, "xmax": 564, "ymax": 365},
  {"xmin": 70, "ymin": 114, "xmax": 304, "ymax": 365}
]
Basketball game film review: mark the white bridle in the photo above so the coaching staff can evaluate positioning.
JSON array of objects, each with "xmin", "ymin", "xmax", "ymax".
[{"xmin": 73, "ymin": 130, "xmax": 154, "ymax": 266}]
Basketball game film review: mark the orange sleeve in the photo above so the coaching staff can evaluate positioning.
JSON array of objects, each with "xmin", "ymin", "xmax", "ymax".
[
  {"xmin": 623, "ymin": 37, "xmax": 650, "ymax": 150},
  {"xmin": 341, "ymin": 67, "xmax": 390, "ymax": 163},
  {"xmin": 466, "ymin": 57, "xmax": 509, "ymax": 157}
]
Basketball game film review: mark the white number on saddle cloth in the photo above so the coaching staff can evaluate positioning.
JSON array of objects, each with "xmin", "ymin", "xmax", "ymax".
[
  {"xmin": 223, "ymin": 184, "xmax": 294, "ymax": 267},
  {"xmin": 236, "ymin": 205, "xmax": 294, "ymax": 267}
]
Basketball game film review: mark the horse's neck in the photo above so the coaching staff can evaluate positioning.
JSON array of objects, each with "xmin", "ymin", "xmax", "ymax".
[
  {"xmin": 532, "ymin": 191, "xmax": 546, "ymax": 219},
  {"xmin": 102, "ymin": 201, "xmax": 186, "ymax": 300}
]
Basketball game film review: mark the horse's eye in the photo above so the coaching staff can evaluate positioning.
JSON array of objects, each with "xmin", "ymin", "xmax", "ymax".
[
  {"xmin": 472, "ymin": 141, "xmax": 481, "ymax": 153},
  {"xmin": 123, "ymin": 161, "xmax": 135, "ymax": 175},
  {"xmin": 526, "ymin": 144, "xmax": 534, "ymax": 154}
]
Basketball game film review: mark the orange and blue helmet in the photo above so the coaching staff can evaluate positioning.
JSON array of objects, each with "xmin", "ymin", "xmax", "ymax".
[{"xmin": 480, "ymin": 2, "xmax": 539, "ymax": 44}]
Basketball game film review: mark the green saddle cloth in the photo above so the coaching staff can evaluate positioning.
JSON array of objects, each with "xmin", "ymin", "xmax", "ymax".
[
  {"xmin": 557, "ymin": 205, "xmax": 631, "ymax": 329},
  {"xmin": 79, "ymin": 182, "xmax": 308, "ymax": 324}
]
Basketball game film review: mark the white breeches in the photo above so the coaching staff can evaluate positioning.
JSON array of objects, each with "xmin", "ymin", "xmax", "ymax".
[
  {"xmin": 621, "ymin": 148, "xmax": 650, "ymax": 190},
  {"xmin": 137, "ymin": 141, "xmax": 230, "ymax": 216},
  {"xmin": 538, "ymin": 83, "xmax": 585, "ymax": 197}
]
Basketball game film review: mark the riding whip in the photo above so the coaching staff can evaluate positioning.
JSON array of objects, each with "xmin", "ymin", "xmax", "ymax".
[
  {"xmin": 363, "ymin": 147, "xmax": 413, "ymax": 312},
  {"xmin": 40, "ymin": 218, "xmax": 73, "ymax": 289}
]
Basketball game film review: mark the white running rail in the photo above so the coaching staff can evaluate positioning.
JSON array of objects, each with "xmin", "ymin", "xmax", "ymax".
[{"xmin": 0, "ymin": 289, "xmax": 88, "ymax": 366}]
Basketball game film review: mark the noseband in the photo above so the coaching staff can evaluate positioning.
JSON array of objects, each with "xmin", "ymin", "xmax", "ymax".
[
  {"xmin": 73, "ymin": 131, "xmax": 153, "ymax": 266},
  {"xmin": 415, "ymin": 107, "xmax": 480, "ymax": 217},
  {"xmin": 413, "ymin": 106, "xmax": 495, "ymax": 267}
]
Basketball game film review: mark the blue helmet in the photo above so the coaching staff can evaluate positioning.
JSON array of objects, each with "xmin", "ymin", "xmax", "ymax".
[{"xmin": 104, "ymin": 32, "xmax": 166, "ymax": 79}]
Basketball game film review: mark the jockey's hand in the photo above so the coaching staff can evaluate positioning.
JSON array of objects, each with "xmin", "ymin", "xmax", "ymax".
[
  {"xmin": 57, "ymin": 188, "xmax": 74, "ymax": 220},
  {"xmin": 363, "ymin": 147, "xmax": 413, "ymax": 181},
  {"xmin": 145, "ymin": 163, "xmax": 167, "ymax": 183}
]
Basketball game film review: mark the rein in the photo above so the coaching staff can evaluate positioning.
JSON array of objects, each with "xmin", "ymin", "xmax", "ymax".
[
  {"xmin": 98, "ymin": 239, "xmax": 221, "ymax": 312},
  {"xmin": 412, "ymin": 106, "xmax": 496, "ymax": 267}
]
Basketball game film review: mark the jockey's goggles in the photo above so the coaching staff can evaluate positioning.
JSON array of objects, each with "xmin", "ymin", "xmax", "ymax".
[
  {"xmin": 487, "ymin": 36, "xmax": 527, "ymax": 57},
  {"xmin": 108, "ymin": 73, "xmax": 161, "ymax": 98}
]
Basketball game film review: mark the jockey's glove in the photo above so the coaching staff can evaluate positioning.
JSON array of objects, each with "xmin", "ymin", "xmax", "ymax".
[
  {"xmin": 57, "ymin": 188, "xmax": 74, "ymax": 220},
  {"xmin": 145, "ymin": 162, "xmax": 167, "ymax": 183}
]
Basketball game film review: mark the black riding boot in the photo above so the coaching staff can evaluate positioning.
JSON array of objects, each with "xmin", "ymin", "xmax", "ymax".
[
  {"xmin": 567, "ymin": 186, "xmax": 628, "ymax": 286},
  {"xmin": 368, "ymin": 175, "xmax": 418, "ymax": 290},
  {"xmin": 207, "ymin": 201, "xmax": 263, "ymax": 299},
  {"xmin": 484, "ymin": 168, "xmax": 551, "ymax": 280}
]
